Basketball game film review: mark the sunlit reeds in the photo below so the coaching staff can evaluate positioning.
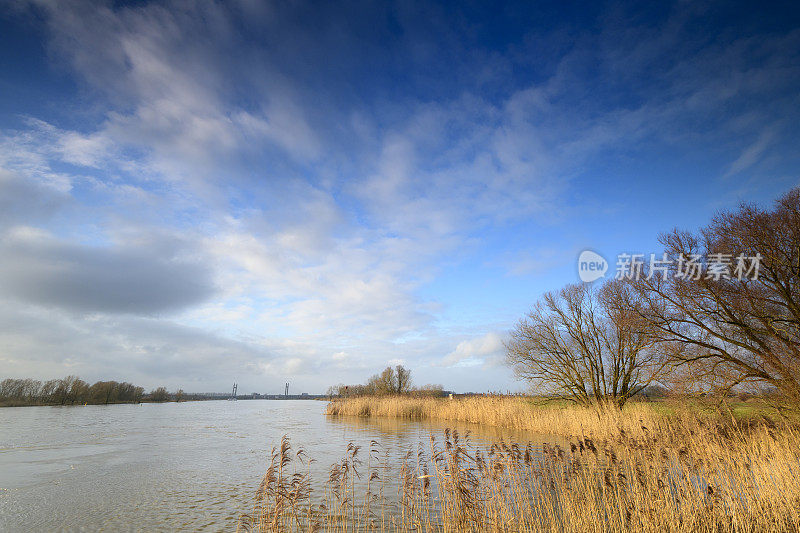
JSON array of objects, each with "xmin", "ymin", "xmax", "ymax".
[
  {"xmin": 239, "ymin": 399, "xmax": 800, "ymax": 532},
  {"xmin": 325, "ymin": 395, "xmax": 677, "ymax": 440}
]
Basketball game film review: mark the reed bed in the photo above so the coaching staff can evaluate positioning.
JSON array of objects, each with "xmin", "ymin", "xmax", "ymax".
[
  {"xmin": 238, "ymin": 399, "xmax": 800, "ymax": 532},
  {"xmin": 325, "ymin": 396, "xmax": 675, "ymax": 441}
]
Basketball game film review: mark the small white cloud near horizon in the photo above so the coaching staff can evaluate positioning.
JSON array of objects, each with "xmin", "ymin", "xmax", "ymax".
[{"xmin": 439, "ymin": 332, "xmax": 505, "ymax": 368}]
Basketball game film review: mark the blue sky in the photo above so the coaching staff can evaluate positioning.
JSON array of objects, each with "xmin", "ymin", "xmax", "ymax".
[{"xmin": 0, "ymin": 0, "xmax": 798, "ymax": 393}]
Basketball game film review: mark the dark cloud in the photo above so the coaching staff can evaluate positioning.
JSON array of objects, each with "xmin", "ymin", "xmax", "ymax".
[
  {"xmin": 0, "ymin": 304, "xmax": 276, "ymax": 389},
  {"xmin": 0, "ymin": 231, "xmax": 215, "ymax": 314},
  {"xmin": 0, "ymin": 169, "xmax": 69, "ymax": 227}
]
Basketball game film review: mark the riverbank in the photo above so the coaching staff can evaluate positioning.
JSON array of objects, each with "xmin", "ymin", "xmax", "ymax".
[
  {"xmin": 323, "ymin": 394, "xmax": 785, "ymax": 440},
  {"xmin": 240, "ymin": 397, "xmax": 800, "ymax": 532}
]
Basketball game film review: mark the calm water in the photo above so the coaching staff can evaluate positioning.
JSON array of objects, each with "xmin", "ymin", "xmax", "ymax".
[{"xmin": 0, "ymin": 400, "xmax": 557, "ymax": 532}]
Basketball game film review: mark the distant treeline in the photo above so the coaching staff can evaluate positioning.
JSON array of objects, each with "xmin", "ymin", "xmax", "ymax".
[
  {"xmin": 327, "ymin": 365, "xmax": 447, "ymax": 398},
  {"xmin": 0, "ymin": 376, "xmax": 198, "ymax": 407}
]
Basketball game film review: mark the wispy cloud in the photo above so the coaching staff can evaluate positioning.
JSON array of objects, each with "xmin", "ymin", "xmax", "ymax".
[
  {"xmin": 0, "ymin": 0, "xmax": 798, "ymax": 392},
  {"xmin": 722, "ymin": 129, "xmax": 775, "ymax": 179}
]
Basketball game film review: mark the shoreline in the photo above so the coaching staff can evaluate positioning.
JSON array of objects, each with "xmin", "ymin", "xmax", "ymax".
[{"xmin": 240, "ymin": 395, "xmax": 800, "ymax": 532}]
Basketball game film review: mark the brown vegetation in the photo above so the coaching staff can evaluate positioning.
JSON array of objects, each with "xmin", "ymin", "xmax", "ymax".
[
  {"xmin": 506, "ymin": 281, "xmax": 669, "ymax": 409},
  {"xmin": 328, "ymin": 365, "xmax": 444, "ymax": 398},
  {"xmin": 499, "ymin": 187, "xmax": 800, "ymax": 412},
  {"xmin": 0, "ymin": 376, "xmax": 187, "ymax": 406},
  {"xmin": 0, "ymin": 376, "xmax": 145, "ymax": 406},
  {"xmin": 325, "ymin": 395, "xmax": 668, "ymax": 440},
  {"xmin": 632, "ymin": 188, "xmax": 800, "ymax": 404},
  {"xmin": 241, "ymin": 399, "xmax": 800, "ymax": 532}
]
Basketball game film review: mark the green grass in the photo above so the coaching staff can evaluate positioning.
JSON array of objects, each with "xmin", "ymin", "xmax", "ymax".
[{"xmin": 497, "ymin": 394, "xmax": 790, "ymax": 424}]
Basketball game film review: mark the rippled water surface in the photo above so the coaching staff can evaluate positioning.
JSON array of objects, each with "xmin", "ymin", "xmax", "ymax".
[{"xmin": 0, "ymin": 400, "xmax": 557, "ymax": 532}]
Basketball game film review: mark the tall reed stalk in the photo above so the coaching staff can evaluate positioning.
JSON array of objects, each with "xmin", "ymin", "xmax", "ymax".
[{"xmin": 238, "ymin": 398, "xmax": 800, "ymax": 532}]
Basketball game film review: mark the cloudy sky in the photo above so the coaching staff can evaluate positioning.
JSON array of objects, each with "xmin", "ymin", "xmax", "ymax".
[{"xmin": 0, "ymin": 0, "xmax": 798, "ymax": 393}]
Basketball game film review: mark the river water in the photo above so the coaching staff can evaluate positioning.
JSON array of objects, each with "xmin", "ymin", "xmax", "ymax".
[{"xmin": 0, "ymin": 400, "xmax": 557, "ymax": 532}]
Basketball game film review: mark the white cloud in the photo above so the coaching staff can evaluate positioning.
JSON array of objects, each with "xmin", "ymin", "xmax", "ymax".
[
  {"xmin": 439, "ymin": 332, "xmax": 505, "ymax": 367},
  {"xmin": 723, "ymin": 129, "xmax": 775, "ymax": 179}
]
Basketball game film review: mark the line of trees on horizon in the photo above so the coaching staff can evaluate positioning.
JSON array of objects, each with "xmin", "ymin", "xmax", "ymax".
[
  {"xmin": 328, "ymin": 365, "xmax": 445, "ymax": 398},
  {"xmin": 506, "ymin": 187, "xmax": 800, "ymax": 410},
  {"xmin": 0, "ymin": 376, "xmax": 189, "ymax": 407}
]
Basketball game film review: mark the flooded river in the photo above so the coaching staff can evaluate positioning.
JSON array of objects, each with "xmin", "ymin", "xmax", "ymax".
[{"xmin": 0, "ymin": 400, "xmax": 558, "ymax": 532}]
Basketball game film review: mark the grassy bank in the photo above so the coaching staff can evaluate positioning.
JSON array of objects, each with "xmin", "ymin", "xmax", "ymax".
[{"xmin": 238, "ymin": 397, "xmax": 800, "ymax": 532}]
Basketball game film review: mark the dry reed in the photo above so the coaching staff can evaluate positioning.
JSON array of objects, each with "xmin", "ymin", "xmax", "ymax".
[
  {"xmin": 238, "ymin": 398, "xmax": 800, "ymax": 532},
  {"xmin": 325, "ymin": 396, "xmax": 678, "ymax": 440}
]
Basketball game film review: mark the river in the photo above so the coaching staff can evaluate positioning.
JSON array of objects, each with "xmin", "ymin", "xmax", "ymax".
[{"xmin": 0, "ymin": 400, "xmax": 560, "ymax": 532}]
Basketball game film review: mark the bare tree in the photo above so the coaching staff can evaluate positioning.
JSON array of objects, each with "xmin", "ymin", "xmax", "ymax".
[
  {"xmin": 1, "ymin": 376, "xmax": 147, "ymax": 405},
  {"xmin": 90, "ymin": 381, "xmax": 119, "ymax": 404},
  {"xmin": 21, "ymin": 379, "xmax": 42, "ymax": 401},
  {"xmin": 53, "ymin": 375, "xmax": 77, "ymax": 405},
  {"xmin": 0, "ymin": 378, "xmax": 24, "ymax": 400},
  {"xmin": 40, "ymin": 379, "xmax": 58, "ymax": 403},
  {"xmin": 395, "ymin": 365, "xmax": 412, "ymax": 394},
  {"xmin": 506, "ymin": 280, "xmax": 668, "ymax": 409},
  {"xmin": 379, "ymin": 366, "xmax": 397, "ymax": 394},
  {"xmin": 149, "ymin": 387, "xmax": 169, "ymax": 402},
  {"xmin": 365, "ymin": 369, "xmax": 391, "ymax": 395},
  {"xmin": 412, "ymin": 383, "xmax": 444, "ymax": 397},
  {"xmin": 633, "ymin": 188, "xmax": 800, "ymax": 404},
  {"xmin": 67, "ymin": 378, "xmax": 89, "ymax": 405},
  {"xmin": 329, "ymin": 368, "xmax": 420, "ymax": 397},
  {"xmin": 358, "ymin": 365, "xmax": 414, "ymax": 395}
]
